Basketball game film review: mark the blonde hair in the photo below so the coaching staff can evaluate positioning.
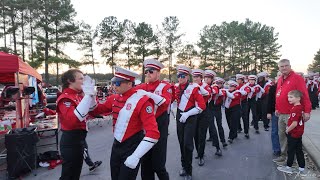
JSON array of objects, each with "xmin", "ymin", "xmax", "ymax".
[{"xmin": 288, "ymin": 90, "xmax": 303, "ymax": 98}]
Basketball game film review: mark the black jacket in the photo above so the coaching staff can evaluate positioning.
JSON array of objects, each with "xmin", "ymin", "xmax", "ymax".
[{"xmin": 267, "ymin": 83, "xmax": 276, "ymax": 114}]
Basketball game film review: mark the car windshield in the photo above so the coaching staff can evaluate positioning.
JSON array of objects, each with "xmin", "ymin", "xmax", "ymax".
[{"xmin": 45, "ymin": 88, "xmax": 58, "ymax": 94}]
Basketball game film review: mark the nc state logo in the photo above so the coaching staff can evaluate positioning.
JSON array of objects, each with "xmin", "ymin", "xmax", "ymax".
[
  {"xmin": 155, "ymin": 91, "xmax": 160, "ymax": 95},
  {"xmin": 126, "ymin": 103, "xmax": 132, "ymax": 110}
]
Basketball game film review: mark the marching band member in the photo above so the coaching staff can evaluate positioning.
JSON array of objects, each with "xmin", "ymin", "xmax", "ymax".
[
  {"xmin": 174, "ymin": 65, "xmax": 206, "ymax": 180},
  {"xmin": 136, "ymin": 59, "xmax": 171, "ymax": 180},
  {"xmin": 257, "ymin": 72, "xmax": 272, "ymax": 131},
  {"xmin": 247, "ymin": 75, "xmax": 265, "ymax": 134},
  {"xmin": 236, "ymin": 74, "xmax": 251, "ymax": 138},
  {"xmin": 306, "ymin": 72, "xmax": 318, "ymax": 110},
  {"xmin": 209, "ymin": 77, "xmax": 228, "ymax": 147},
  {"xmin": 222, "ymin": 80, "xmax": 241, "ymax": 143},
  {"xmin": 57, "ymin": 69, "xmax": 96, "ymax": 180},
  {"xmin": 90, "ymin": 66, "xmax": 160, "ymax": 180}
]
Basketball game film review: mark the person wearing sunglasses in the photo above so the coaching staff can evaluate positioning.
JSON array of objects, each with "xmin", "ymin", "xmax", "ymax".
[
  {"xmin": 135, "ymin": 59, "xmax": 172, "ymax": 180},
  {"xmin": 174, "ymin": 65, "xmax": 206, "ymax": 180},
  {"xmin": 89, "ymin": 66, "xmax": 161, "ymax": 180}
]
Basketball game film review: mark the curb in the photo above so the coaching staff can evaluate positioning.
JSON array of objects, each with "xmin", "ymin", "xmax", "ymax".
[{"xmin": 302, "ymin": 134, "xmax": 320, "ymax": 170}]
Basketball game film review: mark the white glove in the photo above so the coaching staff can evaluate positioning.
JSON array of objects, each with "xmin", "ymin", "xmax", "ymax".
[
  {"xmin": 35, "ymin": 112, "xmax": 45, "ymax": 118},
  {"xmin": 137, "ymin": 90, "xmax": 166, "ymax": 106},
  {"xmin": 240, "ymin": 90, "xmax": 247, "ymax": 95},
  {"xmin": 199, "ymin": 86, "xmax": 209, "ymax": 96},
  {"xmin": 89, "ymin": 97, "xmax": 97, "ymax": 111},
  {"xmin": 82, "ymin": 75, "xmax": 96, "ymax": 96},
  {"xmin": 225, "ymin": 91, "xmax": 235, "ymax": 99},
  {"xmin": 74, "ymin": 95, "xmax": 92, "ymax": 122},
  {"xmin": 179, "ymin": 112, "xmax": 188, "ymax": 123},
  {"xmin": 259, "ymin": 85, "xmax": 265, "ymax": 94},
  {"xmin": 179, "ymin": 107, "xmax": 202, "ymax": 123},
  {"xmin": 219, "ymin": 89, "xmax": 224, "ymax": 96},
  {"xmin": 124, "ymin": 137, "xmax": 157, "ymax": 169}
]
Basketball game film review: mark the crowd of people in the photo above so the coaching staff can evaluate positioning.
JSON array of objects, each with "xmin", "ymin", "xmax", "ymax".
[{"xmin": 55, "ymin": 58, "xmax": 313, "ymax": 180}]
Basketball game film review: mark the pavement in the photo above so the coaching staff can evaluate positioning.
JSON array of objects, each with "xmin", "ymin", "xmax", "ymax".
[
  {"xmin": 1, "ymin": 104, "xmax": 320, "ymax": 180},
  {"xmin": 303, "ymin": 108, "xmax": 320, "ymax": 170}
]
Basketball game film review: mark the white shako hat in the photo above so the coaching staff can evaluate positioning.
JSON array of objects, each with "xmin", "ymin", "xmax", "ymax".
[
  {"xmin": 228, "ymin": 80, "xmax": 239, "ymax": 87},
  {"xmin": 177, "ymin": 65, "xmax": 191, "ymax": 75},
  {"xmin": 204, "ymin": 70, "xmax": 216, "ymax": 77},
  {"xmin": 214, "ymin": 77, "xmax": 225, "ymax": 84},
  {"xmin": 257, "ymin": 72, "xmax": 268, "ymax": 78},
  {"xmin": 236, "ymin": 74, "xmax": 246, "ymax": 80},
  {"xmin": 248, "ymin": 75, "xmax": 257, "ymax": 80},
  {"xmin": 191, "ymin": 69, "xmax": 204, "ymax": 77},
  {"xmin": 112, "ymin": 66, "xmax": 139, "ymax": 82},
  {"xmin": 143, "ymin": 58, "xmax": 164, "ymax": 70}
]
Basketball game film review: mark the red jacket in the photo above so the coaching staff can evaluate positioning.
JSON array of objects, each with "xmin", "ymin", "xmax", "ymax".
[
  {"xmin": 135, "ymin": 80, "xmax": 172, "ymax": 118},
  {"xmin": 175, "ymin": 82, "xmax": 206, "ymax": 112},
  {"xmin": 199, "ymin": 82, "xmax": 212, "ymax": 103},
  {"xmin": 276, "ymin": 71, "xmax": 311, "ymax": 114},
  {"xmin": 92, "ymin": 88, "xmax": 160, "ymax": 143},
  {"xmin": 223, "ymin": 90, "xmax": 241, "ymax": 108},
  {"xmin": 56, "ymin": 88, "xmax": 87, "ymax": 131},
  {"xmin": 237, "ymin": 83, "xmax": 251, "ymax": 101},
  {"xmin": 212, "ymin": 85, "xmax": 224, "ymax": 106}
]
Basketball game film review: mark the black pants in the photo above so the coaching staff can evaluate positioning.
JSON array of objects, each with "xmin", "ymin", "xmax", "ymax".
[
  {"xmin": 209, "ymin": 104, "xmax": 225, "ymax": 143},
  {"xmin": 83, "ymin": 140, "xmax": 94, "ymax": 166},
  {"xmin": 176, "ymin": 109, "xmax": 197, "ymax": 176},
  {"xmin": 239, "ymin": 100, "xmax": 249, "ymax": 134},
  {"xmin": 110, "ymin": 131, "xmax": 144, "ymax": 180},
  {"xmin": 248, "ymin": 98, "xmax": 258, "ymax": 130},
  {"xmin": 60, "ymin": 130, "xmax": 87, "ymax": 180},
  {"xmin": 141, "ymin": 113, "xmax": 169, "ymax": 180},
  {"xmin": 287, "ymin": 134, "xmax": 305, "ymax": 168},
  {"xmin": 194, "ymin": 107, "xmax": 210, "ymax": 158},
  {"xmin": 309, "ymin": 88, "xmax": 318, "ymax": 109},
  {"xmin": 259, "ymin": 96, "xmax": 270, "ymax": 129},
  {"xmin": 225, "ymin": 105, "xmax": 241, "ymax": 140}
]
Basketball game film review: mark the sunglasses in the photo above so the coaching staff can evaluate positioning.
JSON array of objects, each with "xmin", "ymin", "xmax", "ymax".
[
  {"xmin": 144, "ymin": 69, "xmax": 155, "ymax": 74},
  {"xmin": 112, "ymin": 81, "xmax": 123, "ymax": 87},
  {"xmin": 177, "ymin": 74, "xmax": 187, "ymax": 79}
]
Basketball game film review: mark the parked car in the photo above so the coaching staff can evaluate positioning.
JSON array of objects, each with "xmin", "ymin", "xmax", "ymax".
[{"xmin": 45, "ymin": 87, "xmax": 59, "ymax": 110}]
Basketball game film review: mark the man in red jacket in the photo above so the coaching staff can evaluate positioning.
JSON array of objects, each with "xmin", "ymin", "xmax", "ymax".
[
  {"xmin": 273, "ymin": 59, "xmax": 311, "ymax": 165},
  {"xmin": 136, "ymin": 59, "xmax": 171, "ymax": 180},
  {"xmin": 174, "ymin": 65, "xmax": 206, "ymax": 180}
]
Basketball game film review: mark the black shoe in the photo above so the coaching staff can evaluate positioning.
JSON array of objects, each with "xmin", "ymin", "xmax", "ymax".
[
  {"xmin": 245, "ymin": 134, "xmax": 249, "ymax": 139},
  {"xmin": 184, "ymin": 175, "xmax": 192, "ymax": 180},
  {"xmin": 215, "ymin": 149, "xmax": 222, "ymax": 156},
  {"xmin": 255, "ymin": 130, "xmax": 260, "ymax": 134},
  {"xmin": 222, "ymin": 142, "xmax": 228, "ymax": 147},
  {"xmin": 195, "ymin": 155, "xmax": 199, "ymax": 159},
  {"xmin": 228, "ymin": 138, "xmax": 233, "ymax": 144},
  {"xmin": 206, "ymin": 138, "xmax": 212, "ymax": 142},
  {"xmin": 89, "ymin": 161, "xmax": 102, "ymax": 172},
  {"xmin": 198, "ymin": 158, "xmax": 205, "ymax": 166},
  {"xmin": 179, "ymin": 168, "xmax": 187, "ymax": 176},
  {"xmin": 265, "ymin": 128, "xmax": 269, "ymax": 131}
]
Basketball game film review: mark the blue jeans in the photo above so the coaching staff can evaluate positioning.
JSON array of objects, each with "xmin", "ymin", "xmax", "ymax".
[{"xmin": 271, "ymin": 113, "xmax": 281, "ymax": 153}]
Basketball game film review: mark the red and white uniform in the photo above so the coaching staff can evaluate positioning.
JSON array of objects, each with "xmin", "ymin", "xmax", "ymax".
[
  {"xmin": 260, "ymin": 81, "xmax": 272, "ymax": 98},
  {"xmin": 247, "ymin": 84, "xmax": 262, "ymax": 100},
  {"xmin": 92, "ymin": 88, "xmax": 159, "ymax": 142},
  {"xmin": 56, "ymin": 88, "xmax": 87, "ymax": 131},
  {"xmin": 223, "ymin": 90, "xmax": 241, "ymax": 108},
  {"xmin": 237, "ymin": 83, "xmax": 251, "ymax": 101},
  {"xmin": 174, "ymin": 82, "xmax": 206, "ymax": 112},
  {"xmin": 211, "ymin": 85, "xmax": 224, "ymax": 106},
  {"xmin": 306, "ymin": 79, "xmax": 318, "ymax": 92},
  {"xmin": 199, "ymin": 82, "xmax": 212, "ymax": 103},
  {"xmin": 135, "ymin": 80, "xmax": 172, "ymax": 118}
]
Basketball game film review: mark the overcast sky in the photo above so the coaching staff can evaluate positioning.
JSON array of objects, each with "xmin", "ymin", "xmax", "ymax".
[{"xmin": 66, "ymin": 0, "xmax": 320, "ymax": 74}]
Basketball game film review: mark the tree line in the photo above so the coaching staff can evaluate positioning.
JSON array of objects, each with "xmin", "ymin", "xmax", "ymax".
[{"xmin": 0, "ymin": 0, "xmax": 282, "ymax": 84}]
